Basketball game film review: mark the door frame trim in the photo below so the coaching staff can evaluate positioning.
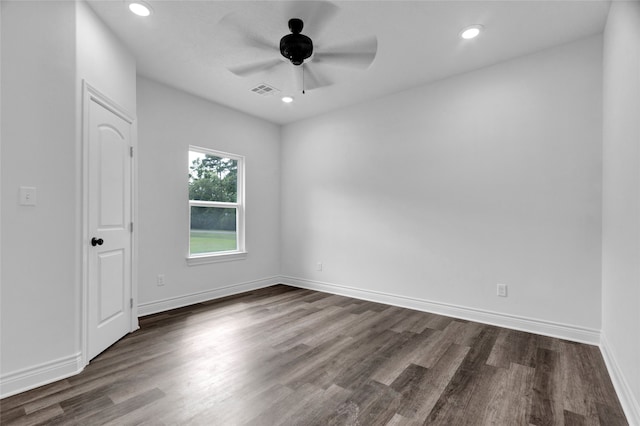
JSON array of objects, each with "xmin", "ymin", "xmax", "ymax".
[{"xmin": 81, "ymin": 81, "xmax": 138, "ymax": 367}]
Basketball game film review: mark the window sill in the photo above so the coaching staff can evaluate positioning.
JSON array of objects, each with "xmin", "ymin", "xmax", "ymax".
[{"xmin": 186, "ymin": 251, "xmax": 248, "ymax": 266}]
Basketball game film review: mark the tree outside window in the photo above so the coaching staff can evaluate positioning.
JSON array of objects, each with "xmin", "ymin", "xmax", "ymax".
[{"xmin": 188, "ymin": 147, "xmax": 244, "ymax": 256}]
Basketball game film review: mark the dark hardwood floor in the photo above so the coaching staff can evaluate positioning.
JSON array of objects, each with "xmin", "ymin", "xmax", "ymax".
[{"xmin": 1, "ymin": 285, "xmax": 627, "ymax": 425}]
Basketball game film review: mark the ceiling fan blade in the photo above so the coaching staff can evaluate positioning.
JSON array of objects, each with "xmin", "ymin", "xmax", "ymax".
[
  {"xmin": 314, "ymin": 36, "xmax": 378, "ymax": 69},
  {"xmin": 218, "ymin": 13, "xmax": 277, "ymax": 52},
  {"xmin": 241, "ymin": 33, "xmax": 277, "ymax": 52},
  {"xmin": 285, "ymin": 1, "xmax": 339, "ymax": 38},
  {"xmin": 313, "ymin": 51, "xmax": 377, "ymax": 69},
  {"xmin": 301, "ymin": 63, "xmax": 333, "ymax": 91},
  {"xmin": 228, "ymin": 58, "xmax": 284, "ymax": 77}
]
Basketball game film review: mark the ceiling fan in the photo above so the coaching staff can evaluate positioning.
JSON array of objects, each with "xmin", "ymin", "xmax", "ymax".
[{"xmin": 220, "ymin": 1, "xmax": 377, "ymax": 93}]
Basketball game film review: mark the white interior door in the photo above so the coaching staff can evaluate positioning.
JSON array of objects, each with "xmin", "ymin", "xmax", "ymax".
[{"xmin": 86, "ymin": 93, "xmax": 133, "ymax": 361}]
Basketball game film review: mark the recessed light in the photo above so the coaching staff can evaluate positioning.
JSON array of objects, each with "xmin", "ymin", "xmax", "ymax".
[
  {"xmin": 128, "ymin": 1, "xmax": 152, "ymax": 17},
  {"xmin": 460, "ymin": 25, "xmax": 483, "ymax": 40},
  {"xmin": 282, "ymin": 96, "xmax": 294, "ymax": 103}
]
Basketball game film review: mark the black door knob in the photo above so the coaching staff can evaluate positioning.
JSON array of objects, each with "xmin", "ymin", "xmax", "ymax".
[{"xmin": 91, "ymin": 237, "xmax": 104, "ymax": 247}]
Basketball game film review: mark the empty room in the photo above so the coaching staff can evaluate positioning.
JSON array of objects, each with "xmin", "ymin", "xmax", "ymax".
[{"xmin": 1, "ymin": 0, "xmax": 639, "ymax": 424}]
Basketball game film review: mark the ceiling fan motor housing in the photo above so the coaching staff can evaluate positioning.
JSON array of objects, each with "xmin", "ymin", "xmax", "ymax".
[{"xmin": 280, "ymin": 18, "xmax": 313, "ymax": 66}]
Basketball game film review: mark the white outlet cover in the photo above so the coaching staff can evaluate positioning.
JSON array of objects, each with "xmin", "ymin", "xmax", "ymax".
[{"xmin": 497, "ymin": 284, "xmax": 508, "ymax": 297}]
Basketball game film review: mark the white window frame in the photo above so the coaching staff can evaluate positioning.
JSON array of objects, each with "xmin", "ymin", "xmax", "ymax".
[{"xmin": 187, "ymin": 146, "xmax": 246, "ymax": 265}]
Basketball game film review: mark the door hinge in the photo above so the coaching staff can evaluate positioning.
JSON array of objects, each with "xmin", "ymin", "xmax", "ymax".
[
  {"xmin": 130, "ymin": 298, "xmax": 133, "ymax": 309},
  {"xmin": 130, "ymin": 146, "xmax": 134, "ymax": 157},
  {"xmin": 130, "ymin": 222, "xmax": 134, "ymax": 233}
]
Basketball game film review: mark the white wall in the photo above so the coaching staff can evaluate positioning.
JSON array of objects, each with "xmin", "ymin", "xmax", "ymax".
[
  {"xmin": 1, "ymin": 0, "xmax": 79, "ymax": 391},
  {"xmin": 0, "ymin": 0, "xmax": 136, "ymax": 398},
  {"xmin": 76, "ymin": 1, "xmax": 137, "ymax": 116},
  {"xmin": 281, "ymin": 36, "xmax": 603, "ymax": 336},
  {"xmin": 136, "ymin": 77, "xmax": 281, "ymax": 313},
  {"xmin": 601, "ymin": 1, "xmax": 640, "ymax": 423}
]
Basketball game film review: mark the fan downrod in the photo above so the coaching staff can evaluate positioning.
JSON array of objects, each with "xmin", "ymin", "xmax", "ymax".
[{"xmin": 280, "ymin": 18, "xmax": 313, "ymax": 66}]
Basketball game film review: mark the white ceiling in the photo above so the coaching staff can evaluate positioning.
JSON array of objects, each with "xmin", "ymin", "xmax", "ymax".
[{"xmin": 87, "ymin": 0, "xmax": 610, "ymax": 125}]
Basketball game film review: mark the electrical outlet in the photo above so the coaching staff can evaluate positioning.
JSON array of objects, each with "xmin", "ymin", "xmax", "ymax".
[
  {"xmin": 157, "ymin": 274, "xmax": 165, "ymax": 286},
  {"xmin": 316, "ymin": 262, "xmax": 323, "ymax": 272},
  {"xmin": 497, "ymin": 283, "xmax": 508, "ymax": 297}
]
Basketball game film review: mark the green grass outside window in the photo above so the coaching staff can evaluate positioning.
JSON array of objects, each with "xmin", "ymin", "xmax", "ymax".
[{"xmin": 189, "ymin": 230, "xmax": 237, "ymax": 254}]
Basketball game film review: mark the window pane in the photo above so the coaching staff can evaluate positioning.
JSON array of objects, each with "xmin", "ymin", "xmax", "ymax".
[
  {"xmin": 190, "ymin": 206, "xmax": 237, "ymax": 254},
  {"xmin": 189, "ymin": 152, "xmax": 238, "ymax": 202}
]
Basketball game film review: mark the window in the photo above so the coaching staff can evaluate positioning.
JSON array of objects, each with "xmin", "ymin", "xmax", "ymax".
[{"xmin": 188, "ymin": 147, "xmax": 245, "ymax": 262}]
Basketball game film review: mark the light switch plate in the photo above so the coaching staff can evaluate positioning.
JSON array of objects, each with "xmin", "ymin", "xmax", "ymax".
[{"xmin": 19, "ymin": 187, "xmax": 37, "ymax": 206}]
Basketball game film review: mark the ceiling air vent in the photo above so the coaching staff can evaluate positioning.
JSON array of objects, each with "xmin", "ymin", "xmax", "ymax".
[{"xmin": 250, "ymin": 83, "xmax": 280, "ymax": 96}]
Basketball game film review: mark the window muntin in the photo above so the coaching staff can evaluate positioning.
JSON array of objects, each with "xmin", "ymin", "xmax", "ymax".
[{"xmin": 188, "ymin": 147, "xmax": 244, "ymax": 258}]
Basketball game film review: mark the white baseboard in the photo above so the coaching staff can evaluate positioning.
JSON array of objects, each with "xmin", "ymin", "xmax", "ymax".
[
  {"xmin": 280, "ymin": 276, "xmax": 601, "ymax": 345},
  {"xmin": 0, "ymin": 352, "xmax": 83, "ymax": 399},
  {"xmin": 600, "ymin": 334, "xmax": 640, "ymax": 425},
  {"xmin": 138, "ymin": 275, "xmax": 281, "ymax": 317}
]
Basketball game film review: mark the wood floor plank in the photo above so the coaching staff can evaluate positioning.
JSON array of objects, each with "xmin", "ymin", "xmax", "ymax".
[
  {"xmin": 322, "ymin": 380, "xmax": 400, "ymax": 426},
  {"xmin": 370, "ymin": 328, "xmax": 438, "ymax": 386},
  {"xmin": 412, "ymin": 320, "xmax": 468, "ymax": 369},
  {"xmin": 331, "ymin": 331, "xmax": 409, "ymax": 390},
  {"xmin": 483, "ymin": 362, "xmax": 535, "ymax": 425},
  {"xmin": 385, "ymin": 412, "xmax": 422, "ymax": 426},
  {"xmin": 389, "ymin": 311, "xmax": 433, "ymax": 334},
  {"xmin": 1, "ymin": 404, "xmax": 63, "ymax": 426},
  {"xmin": 391, "ymin": 343, "xmax": 469, "ymax": 421},
  {"xmin": 425, "ymin": 364, "xmax": 500, "ymax": 425},
  {"xmin": 529, "ymin": 347, "xmax": 563, "ymax": 425},
  {"xmin": 0, "ymin": 285, "xmax": 628, "ymax": 426},
  {"xmin": 0, "ymin": 380, "xmax": 71, "ymax": 415},
  {"xmin": 455, "ymin": 364, "xmax": 508, "ymax": 426},
  {"xmin": 80, "ymin": 388, "xmax": 164, "ymax": 425},
  {"xmin": 564, "ymin": 409, "xmax": 588, "ymax": 425},
  {"xmin": 277, "ymin": 383, "xmax": 352, "ymax": 426},
  {"xmin": 191, "ymin": 383, "xmax": 293, "ymax": 425}
]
